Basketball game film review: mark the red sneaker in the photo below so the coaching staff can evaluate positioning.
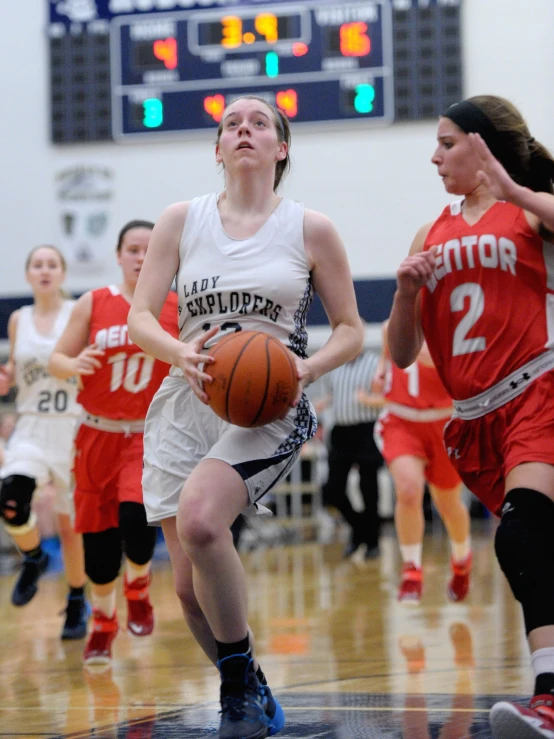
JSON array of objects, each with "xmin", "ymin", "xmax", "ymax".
[
  {"xmin": 83, "ymin": 610, "xmax": 119, "ymax": 665},
  {"xmin": 124, "ymin": 574, "xmax": 154, "ymax": 637},
  {"xmin": 398, "ymin": 563, "xmax": 423, "ymax": 605},
  {"xmin": 490, "ymin": 695, "xmax": 554, "ymax": 738},
  {"xmin": 448, "ymin": 553, "xmax": 472, "ymax": 602}
]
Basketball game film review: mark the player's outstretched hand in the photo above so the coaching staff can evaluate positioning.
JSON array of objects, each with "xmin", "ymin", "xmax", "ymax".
[
  {"xmin": 469, "ymin": 132, "xmax": 518, "ymax": 202},
  {"xmin": 178, "ymin": 325, "xmax": 219, "ymax": 403},
  {"xmin": 396, "ymin": 248, "xmax": 437, "ymax": 298},
  {"xmin": 74, "ymin": 345, "xmax": 105, "ymax": 376}
]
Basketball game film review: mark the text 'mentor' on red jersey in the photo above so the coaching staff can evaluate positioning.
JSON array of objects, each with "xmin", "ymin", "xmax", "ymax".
[
  {"xmin": 78, "ymin": 287, "xmax": 179, "ymax": 420},
  {"xmin": 420, "ymin": 201, "xmax": 552, "ymax": 401}
]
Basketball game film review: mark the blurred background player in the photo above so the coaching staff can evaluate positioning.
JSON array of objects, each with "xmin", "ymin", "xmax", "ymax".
[
  {"xmin": 0, "ymin": 245, "xmax": 88, "ymax": 639},
  {"xmin": 315, "ymin": 345, "xmax": 384, "ymax": 560},
  {"xmin": 374, "ymin": 324, "xmax": 471, "ymax": 604},
  {"xmin": 49, "ymin": 220, "xmax": 178, "ymax": 665}
]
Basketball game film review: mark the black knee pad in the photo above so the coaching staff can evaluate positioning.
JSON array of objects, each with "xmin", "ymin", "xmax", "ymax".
[
  {"xmin": 0, "ymin": 475, "xmax": 36, "ymax": 527},
  {"xmin": 495, "ymin": 488, "xmax": 554, "ymax": 634},
  {"xmin": 119, "ymin": 502, "xmax": 156, "ymax": 566},
  {"xmin": 83, "ymin": 528, "xmax": 122, "ymax": 584}
]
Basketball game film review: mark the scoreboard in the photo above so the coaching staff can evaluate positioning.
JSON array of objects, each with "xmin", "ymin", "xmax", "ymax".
[{"xmin": 48, "ymin": 0, "xmax": 463, "ymax": 143}]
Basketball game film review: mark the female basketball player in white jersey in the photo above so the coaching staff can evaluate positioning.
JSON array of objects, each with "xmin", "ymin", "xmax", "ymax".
[
  {"xmin": 388, "ymin": 96, "xmax": 554, "ymax": 738},
  {"xmin": 0, "ymin": 246, "xmax": 88, "ymax": 639},
  {"xmin": 128, "ymin": 95, "xmax": 364, "ymax": 739}
]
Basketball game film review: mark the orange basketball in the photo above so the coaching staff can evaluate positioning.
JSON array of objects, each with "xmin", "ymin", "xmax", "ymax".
[{"xmin": 204, "ymin": 331, "xmax": 298, "ymax": 427}]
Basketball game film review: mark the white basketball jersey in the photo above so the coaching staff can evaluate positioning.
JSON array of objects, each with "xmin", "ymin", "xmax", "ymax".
[
  {"xmin": 173, "ymin": 193, "xmax": 313, "ymax": 371},
  {"xmin": 14, "ymin": 301, "xmax": 81, "ymax": 416}
]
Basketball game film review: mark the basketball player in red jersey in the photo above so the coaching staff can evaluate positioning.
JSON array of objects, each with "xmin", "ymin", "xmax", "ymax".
[
  {"xmin": 388, "ymin": 96, "xmax": 554, "ymax": 738},
  {"xmin": 374, "ymin": 323, "xmax": 471, "ymax": 605},
  {"xmin": 49, "ymin": 220, "xmax": 178, "ymax": 666}
]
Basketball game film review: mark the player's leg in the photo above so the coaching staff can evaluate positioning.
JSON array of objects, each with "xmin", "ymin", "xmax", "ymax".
[
  {"xmin": 0, "ymin": 419, "xmax": 54, "ymax": 605},
  {"xmin": 82, "ymin": 526, "xmax": 122, "ymax": 665},
  {"xmin": 1, "ymin": 471, "xmax": 51, "ymax": 606},
  {"xmin": 51, "ymin": 453, "xmax": 89, "ymax": 639},
  {"xmin": 428, "ymin": 483, "xmax": 472, "ymax": 602},
  {"xmin": 321, "ymin": 449, "xmax": 360, "ymax": 557},
  {"xmin": 162, "ymin": 515, "xmax": 218, "ymax": 660},
  {"xmin": 178, "ymin": 456, "xmax": 286, "ymax": 738},
  {"xmin": 57, "ymin": 512, "xmax": 88, "ymax": 639},
  {"xmin": 119, "ymin": 501, "xmax": 156, "ymax": 636},
  {"xmin": 426, "ymin": 419, "xmax": 472, "ymax": 601},
  {"xmin": 389, "ymin": 455, "xmax": 427, "ymax": 604},
  {"xmin": 118, "ymin": 433, "xmax": 156, "ymax": 636},
  {"xmin": 72, "ymin": 425, "xmax": 121, "ymax": 664},
  {"xmin": 162, "ymin": 516, "xmax": 267, "ymax": 678},
  {"xmin": 490, "ymin": 463, "xmax": 554, "ymax": 738},
  {"xmin": 357, "ymin": 457, "xmax": 381, "ymax": 558}
]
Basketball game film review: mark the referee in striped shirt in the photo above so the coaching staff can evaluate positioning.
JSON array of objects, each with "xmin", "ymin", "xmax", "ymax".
[{"xmin": 316, "ymin": 349, "xmax": 384, "ymax": 560}]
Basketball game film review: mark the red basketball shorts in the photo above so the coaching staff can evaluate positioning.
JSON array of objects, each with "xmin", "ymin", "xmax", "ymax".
[
  {"xmin": 444, "ymin": 372, "xmax": 554, "ymax": 516},
  {"xmin": 73, "ymin": 424, "xmax": 145, "ymax": 533},
  {"xmin": 375, "ymin": 410, "xmax": 460, "ymax": 490}
]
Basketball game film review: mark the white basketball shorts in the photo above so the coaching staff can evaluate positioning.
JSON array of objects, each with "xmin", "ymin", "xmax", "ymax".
[
  {"xmin": 0, "ymin": 414, "xmax": 79, "ymax": 515},
  {"xmin": 142, "ymin": 376, "xmax": 317, "ymax": 524}
]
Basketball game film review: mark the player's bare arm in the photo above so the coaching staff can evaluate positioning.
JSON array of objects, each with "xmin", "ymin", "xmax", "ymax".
[
  {"xmin": 387, "ymin": 222, "xmax": 435, "ymax": 369},
  {"xmin": 303, "ymin": 208, "xmax": 364, "ymax": 386},
  {"xmin": 127, "ymin": 201, "xmax": 217, "ymax": 402},
  {"xmin": 48, "ymin": 293, "xmax": 103, "ymax": 379},
  {"xmin": 0, "ymin": 311, "xmax": 19, "ymax": 394}
]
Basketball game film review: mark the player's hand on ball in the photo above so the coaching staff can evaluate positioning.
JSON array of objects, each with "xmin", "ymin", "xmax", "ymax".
[
  {"xmin": 289, "ymin": 357, "xmax": 314, "ymax": 411},
  {"xmin": 178, "ymin": 325, "xmax": 219, "ymax": 403},
  {"xmin": 396, "ymin": 247, "xmax": 437, "ymax": 298}
]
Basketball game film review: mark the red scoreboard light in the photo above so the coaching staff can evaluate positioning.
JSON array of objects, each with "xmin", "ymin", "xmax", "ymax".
[
  {"xmin": 204, "ymin": 94, "xmax": 225, "ymax": 123},
  {"xmin": 340, "ymin": 22, "xmax": 371, "ymax": 57},
  {"xmin": 276, "ymin": 89, "xmax": 298, "ymax": 118},
  {"xmin": 153, "ymin": 37, "xmax": 178, "ymax": 69},
  {"xmin": 292, "ymin": 42, "xmax": 308, "ymax": 57}
]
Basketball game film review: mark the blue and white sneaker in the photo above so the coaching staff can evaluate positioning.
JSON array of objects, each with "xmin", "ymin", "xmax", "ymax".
[{"xmin": 218, "ymin": 654, "xmax": 271, "ymax": 739}]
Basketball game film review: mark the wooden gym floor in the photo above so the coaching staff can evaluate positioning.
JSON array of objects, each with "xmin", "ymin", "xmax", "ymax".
[{"xmin": 0, "ymin": 520, "xmax": 531, "ymax": 738}]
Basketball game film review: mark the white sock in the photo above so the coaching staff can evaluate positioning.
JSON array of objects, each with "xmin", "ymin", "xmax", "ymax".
[
  {"xmin": 93, "ymin": 590, "xmax": 116, "ymax": 619},
  {"xmin": 400, "ymin": 544, "xmax": 422, "ymax": 569},
  {"xmin": 450, "ymin": 539, "xmax": 471, "ymax": 563},
  {"xmin": 532, "ymin": 648, "xmax": 554, "ymax": 678},
  {"xmin": 126, "ymin": 560, "xmax": 151, "ymax": 584}
]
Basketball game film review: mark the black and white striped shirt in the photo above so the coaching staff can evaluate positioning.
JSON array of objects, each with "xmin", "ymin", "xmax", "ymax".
[{"xmin": 323, "ymin": 350, "xmax": 381, "ymax": 426}]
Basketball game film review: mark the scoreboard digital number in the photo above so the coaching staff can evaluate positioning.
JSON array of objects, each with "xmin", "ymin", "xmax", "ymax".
[{"xmin": 48, "ymin": 0, "xmax": 462, "ymax": 143}]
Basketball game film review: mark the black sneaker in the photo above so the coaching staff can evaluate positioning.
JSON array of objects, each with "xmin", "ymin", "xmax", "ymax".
[
  {"xmin": 218, "ymin": 654, "xmax": 271, "ymax": 739},
  {"xmin": 11, "ymin": 552, "xmax": 49, "ymax": 607},
  {"xmin": 61, "ymin": 592, "xmax": 90, "ymax": 640}
]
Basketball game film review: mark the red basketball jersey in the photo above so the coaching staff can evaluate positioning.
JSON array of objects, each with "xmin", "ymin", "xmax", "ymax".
[
  {"xmin": 77, "ymin": 287, "xmax": 178, "ymax": 420},
  {"xmin": 385, "ymin": 359, "xmax": 452, "ymax": 410},
  {"xmin": 420, "ymin": 201, "xmax": 551, "ymax": 400}
]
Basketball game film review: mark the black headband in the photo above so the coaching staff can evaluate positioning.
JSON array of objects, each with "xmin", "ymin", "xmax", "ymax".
[
  {"xmin": 442, "ymin": 99, "xmax": 514, "ymax": 165},
  {"xmin": 442, "ymin": 100, "xmax": 497, "ymax": 141}
]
